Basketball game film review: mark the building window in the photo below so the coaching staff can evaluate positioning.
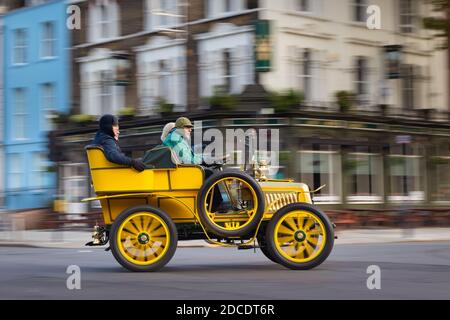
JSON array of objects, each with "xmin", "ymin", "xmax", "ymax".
[
  {"xmin": 346, "ymin": 147, "xmax": 383, "ymax": 203},
  {"xmin": 297, "ymin": 145, "xmax": 342, "ymax": 203},
  {"xmin": 12, "ymin": 88, "xmax": 27, "ymax": 140},
  {"xmin": 430, "ymin": 143, "xmax": 450, "ymax": 202},
  {"xmin": 99, "ymin": 3, "xmax": 110, "ymax": 39},
  {"xmin": 62, "ymin": 163, "xmax": 89, "ymax": 214},
  {"xmin": 13, "ymin": 29, "xmax": 27, "ymax": 64},
  {"xmin": 41, "ymin": 83, "xmax": 56, "ymax": 131},
  {"xmin": 399, "ymin": 0, "xmax": 416, "ymax": 33},
  {"xmin": 41, "ymin": 21, "xmax": 56, "ymax": 58},
  {"xmin": 157, "ymin": 60, "xmax": 170, "ymax": 101},
  {"xmin": 206, "ymin": 0, "xmax": 245, "ymax": 18},
  {"xmin": 354, "ymin": 56, "xmax": 370, "ymax": 106},
  {"xmin": 31, "ymin": 152, "xmax": 46, "ymax": 189},
  {"xmin": 223, "ymin": 49, "xmax": 233, "ymax": 93},
  {"xmin": 8, "ymin": 154, "xmax": 23, "ymax": 190},
  {"xmin": 146, "ymin": 0, "xmax": 180, "ymax": 30},
  {"xmin": 297, "ymin": 0, "xmax": 311, "ymax": 11},
  {"xmin": 402, "ymin": 64, "xmax": 414, "ymax": 109},
  {"xmin": 388, "ymin": 144, "xmax": 424, "ymax": 203},
  {"xmin": 89, "ymin": 0, "xmax": 120, "ymax": 42},
  {"xmin": 352, "ymin": 0, "xmax": 366, "ymax": 22},
  {"xmin": 300, "ymin": 49, "xmax": 313, "ymax": 102},
  {"xmin": 98, "ymin": 70, "xmax": 113, "ymax": 115}
]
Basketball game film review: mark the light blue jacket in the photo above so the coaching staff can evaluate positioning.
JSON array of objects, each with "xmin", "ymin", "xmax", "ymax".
[{"xmin": 163, "ymin": 128, "xmax": 202, "ymax": 164}]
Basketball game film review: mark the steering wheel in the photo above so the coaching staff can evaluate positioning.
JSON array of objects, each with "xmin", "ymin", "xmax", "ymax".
[{"xmin": 202, "ymin": 154, "xmax": 229, "ymax": 169}]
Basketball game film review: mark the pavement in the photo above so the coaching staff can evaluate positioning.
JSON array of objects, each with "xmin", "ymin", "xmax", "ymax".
[{"xmin": 0, "ymin": 227, "xmax": 449, "ymax": 248}]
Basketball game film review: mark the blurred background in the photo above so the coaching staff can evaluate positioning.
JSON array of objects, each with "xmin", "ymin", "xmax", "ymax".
[{"xmin": 0, "ymin": 0, "xmax": 449, "ymax": 236}]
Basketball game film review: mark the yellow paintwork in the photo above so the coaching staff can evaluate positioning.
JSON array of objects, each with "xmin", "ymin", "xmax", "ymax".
[
  {"xmin": 273, "ymin": 210, "xmax": 327, "ymax": 263},
  {"xmin": 84, "ymin": 147, "xmax": 313, "ymax": 227}
]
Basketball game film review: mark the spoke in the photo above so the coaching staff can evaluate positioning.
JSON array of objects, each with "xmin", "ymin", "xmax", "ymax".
[
  {"xmin": 151, "ymin": 232, "xmax": 167, "ymax": 239},
  {"xmin": 150, "ymin": 223, "xmax": 163, "ymax": 234},
  {"xmin": 304, "ymin": 217, "xmax": 315, "ymax": 231},
  {"xmin": 208, "ymin": 212, "xmax": 216, "ymax": 220},
  {"xmin": 282, "ymin": 244, "xmax": 298, "ymax": 257},
  {"xmin": 144, "ymin": 216, "xmax": 153, "ymax": 231},
  {"xmin": 129, "ymin": 219, "xmax": 142, "ymax": 233},
  {"xmin": 122, "ymin": 227, "xmax": 138, "ymax": 237},
  {"xmin": 277, "ymin": 235, "xmax": 294, "ymax": 245},
  {"xmin": 307, "ymin": 238, "xmax": 318, "ymax": 247},
  {"xmin": 294, "ymin": 245, "xmax": 307, "ymax": 259},
  {"xmin": 120, "ymin": 233, "xmax": 135, "ymax": 242},
  {"xmin": 143, "ymin": 246, "xmax": 149, "ymax": 262},
  {"xmin": 151, "ymin": 236, "xmax": 167, "ymax": 244},
  {"xmin": 296, "ymin": 215, "xmax": 303, "ymax": 229},
  {"xmin": 284, "ymin": 217, "xmax": 298, "ymax": 232},
  {"xmin": 304, "ymin": 241, "xmax": 315, "ymax": 257},
  {"xmin": 140, "ymin": 216, "xmax": 145, "ymax": 230},
  {"xmin": 277, "ymin": 224, "xmax": 295, "ymax": 236},
  {"xmin": 208, "ymin": 187, "xmax": 215, "ymax": 213},
  {"xmin": 308, "ymin": 228, "xmax": 323, "ymax": 236}
]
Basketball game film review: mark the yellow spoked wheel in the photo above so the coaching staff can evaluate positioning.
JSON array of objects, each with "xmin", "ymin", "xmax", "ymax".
[
  {"xmin": 266, "ymin": 203, "xmax": 334, "ymax": 270},
  {"xmin": 110, "ymin": 205, "xmax": 177, "ymax": 272},
  {"xmin": 197, "ymin": 171, "xmax": 265, "ymax": 237}
]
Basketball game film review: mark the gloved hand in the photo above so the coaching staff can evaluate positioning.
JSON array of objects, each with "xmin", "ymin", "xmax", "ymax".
[{"xmin": 131, "ymin": 159, "xmax": 146, "ymax": 172}]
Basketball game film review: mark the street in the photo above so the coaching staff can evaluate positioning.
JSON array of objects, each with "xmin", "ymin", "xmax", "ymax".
[{"xmin": 1, "ymin": 241, "xmax": 450, "ymax": 300}]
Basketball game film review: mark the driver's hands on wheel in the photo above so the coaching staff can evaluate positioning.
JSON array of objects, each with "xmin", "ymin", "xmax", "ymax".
[{"xmin": 203, "ymin": 154, "xmax": 230, "ymax": 167}]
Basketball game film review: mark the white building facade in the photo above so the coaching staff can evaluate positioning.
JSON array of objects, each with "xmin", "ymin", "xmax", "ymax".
[{"xmin": 259, "ymin": 0, "xmax": 448, "ymax": 112}]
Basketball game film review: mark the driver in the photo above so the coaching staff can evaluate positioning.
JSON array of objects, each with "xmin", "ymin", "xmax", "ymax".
[
  {"xmin": 162, "ymin": 117, "xmax": 201, "ymax": 164},
  {"xmin": 163, "ymin": 117, "xmax": 223, "ymax": 211}
]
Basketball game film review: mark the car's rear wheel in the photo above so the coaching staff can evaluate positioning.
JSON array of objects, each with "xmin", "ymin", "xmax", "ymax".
[{"xmin": 110, "ymin": 205, "xmax": 177, "ymax": 272}]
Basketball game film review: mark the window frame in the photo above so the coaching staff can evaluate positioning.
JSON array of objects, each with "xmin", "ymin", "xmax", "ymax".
[
  {"xmin": 351, "ymin": 0, "xmax": 367, "ymax": 23},
  {"xmin": 8, "ymin": 153, "xmax": 24, "ymax": 190},
  {"xmin": 399, "ymin": 0, "xmax": 417, "ymax": 34},
  {"xmin": 12, "ymin": 88, "xmax": 27, "ymax": 140},
  {"xmin": 346, "ymin": 152, "xmax": 384, "ymax": 203},
  {"xmin": 13, "ymin": 28, "xmax": 27, "ymax": 65},
  {"xmin": 41, "ymin": 83, "xmax": 56, "ymax": 132},
  {"xmin": 40, "ymin": 21, "xmax": 56, "ymax": 59},
  {"xmin": 297, "ymin": 148, "xmax": 342, "ymax": 204}
]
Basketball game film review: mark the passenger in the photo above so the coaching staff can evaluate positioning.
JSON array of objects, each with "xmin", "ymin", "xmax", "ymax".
[
  {"xmin": 92, "ymin": 114, "xmax": 146, "ymax": 172},
  {"xmin": 161, "ymin": 122, "xmax": 175, "ymax": 143},
  {"xmin": 163, "ymin": 117, "xmax": 202, "ymax": 165}
]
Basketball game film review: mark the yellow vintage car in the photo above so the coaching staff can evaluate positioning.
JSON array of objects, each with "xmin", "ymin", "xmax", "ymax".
[{"xmin": 83, "ymin": 145, "xmax": 334, "ymax": 272}]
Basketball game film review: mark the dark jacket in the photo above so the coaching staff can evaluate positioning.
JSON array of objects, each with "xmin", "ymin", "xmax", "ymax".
[{"xmin": 92, "ymin": 130, "xmax": 133, "ymax": 166}]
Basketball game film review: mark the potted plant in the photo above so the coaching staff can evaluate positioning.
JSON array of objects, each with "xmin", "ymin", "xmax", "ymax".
[
  {"xmin": 118, "ymin": 107, "xmax": 136, "ymax": 120},
  {"xmin": 270, "ymin": 89, "xmax": 304, "ymax": 113},
  {"xmin": 68, "ymin": 114, "xmax": 96, "ymax": 124},
  {"xmin": 208, "ymin": 85, "xmax": 238, "ymax": 111},
  {"xmin": 156, "ymin": 98, "xmax": 175, "ymax": 115},
  {"xmin": 335, "ymin": 91, "xmax": 355, "ymax": 113}
]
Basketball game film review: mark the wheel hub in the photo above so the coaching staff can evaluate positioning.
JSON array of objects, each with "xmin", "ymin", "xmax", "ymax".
[
  {"xmin": 138, "ymin": 232, "xmax": 150, "ymax": 245},
  {"xmin": 294, "ymin": 230, "xmax": 306, "ymax": 242}
]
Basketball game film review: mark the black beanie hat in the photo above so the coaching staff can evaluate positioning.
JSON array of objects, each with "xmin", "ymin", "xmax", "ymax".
[{"xmin": 99, "ymin": 114, "xmax": 119, "ymax": 137}]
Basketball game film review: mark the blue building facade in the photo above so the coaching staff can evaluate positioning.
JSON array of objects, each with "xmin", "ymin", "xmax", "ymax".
[{"xmin": 3, "ymin": 0, "xmax": 70, "ymax": 210}]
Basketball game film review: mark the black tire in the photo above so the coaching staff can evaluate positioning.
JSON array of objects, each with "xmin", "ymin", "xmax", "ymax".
[
  {"xmin": 110, "ymin": 205, "xmax": 177, "ymax": 272},
  {"xmin": 197, "ymin": 170, "xmax": 265, "ymax": 238},
  {"xmin": 257, "ymin": 232, "xmax": 278, "ymax": 263},
  {"xmin": 266, "ymin": 203, "xmax": 334, "ymax": 270}
]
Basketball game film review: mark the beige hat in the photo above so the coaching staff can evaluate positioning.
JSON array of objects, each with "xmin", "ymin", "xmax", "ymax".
[{"xmin": 175, "ymin": 117, "xmax": 194, "ymax": 128}]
